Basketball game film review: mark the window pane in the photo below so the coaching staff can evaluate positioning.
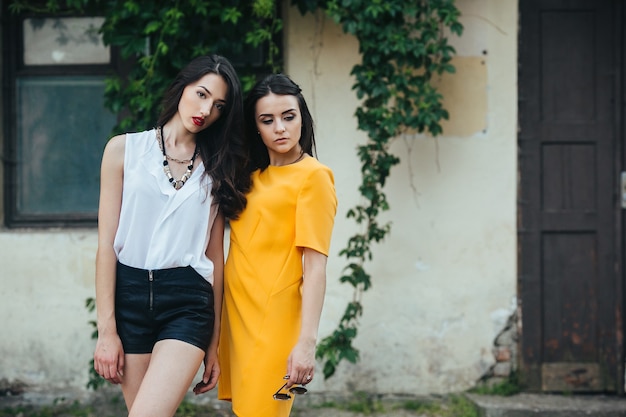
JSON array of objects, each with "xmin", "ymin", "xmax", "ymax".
[
  {"xmin": 23, "ymin": 17, "xmax": 109, "ymax": 65},
  {"xmin": 16, "ymin": 76, "xmax": 116, "ymax": 216}
]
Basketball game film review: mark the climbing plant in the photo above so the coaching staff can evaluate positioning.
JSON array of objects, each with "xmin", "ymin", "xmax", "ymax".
[
  {"xmin": 294, "ymin": 0, "xmax": 463, "ymax": 379},
  {"xmin": 10, "ymin": 0, "xmax": 462, "ymax": 383}
]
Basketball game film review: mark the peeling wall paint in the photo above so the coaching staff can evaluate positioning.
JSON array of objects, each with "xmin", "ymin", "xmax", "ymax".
[{"xmin": 438, "ymin": 56, "xmax": 488, "ymax": 137}]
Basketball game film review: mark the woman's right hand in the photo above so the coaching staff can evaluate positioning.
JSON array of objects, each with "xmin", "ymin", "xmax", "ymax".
[{"xmin": 93, "ymin": 330, "xmax": 125, "ymax": 384}]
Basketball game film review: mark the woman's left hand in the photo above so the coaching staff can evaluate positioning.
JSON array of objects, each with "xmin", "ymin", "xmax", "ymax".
[
  {"xmin": 286, "ymin": 337, "xmax": 316, "ymax": 387},
  {"xmin": 193, "ymin": 350, "xmax": 220, "ymax": 394}
]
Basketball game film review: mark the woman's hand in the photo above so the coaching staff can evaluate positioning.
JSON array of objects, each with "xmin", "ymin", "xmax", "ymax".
[
  {"xmin": 93, "ymin": 330, "xmax": 125, "ymax": 384},
  {"xmin": 193, "ymin": 349, "xmax": 220, "ymax": 394},
  {"xmin": 286, "ymin": 337, "xmax": 316, "ymax": 387}
]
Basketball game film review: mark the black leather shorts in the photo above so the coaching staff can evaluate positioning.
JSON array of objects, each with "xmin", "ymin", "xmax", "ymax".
[{"xmin": 115, "ymin": 261, "xmax": 214, "ymax": 354}]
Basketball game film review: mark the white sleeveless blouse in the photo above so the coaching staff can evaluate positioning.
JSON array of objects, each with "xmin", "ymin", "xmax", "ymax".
[{"xmin": 113, "ymin": 129, "xmax": 218, "ymax": 283}]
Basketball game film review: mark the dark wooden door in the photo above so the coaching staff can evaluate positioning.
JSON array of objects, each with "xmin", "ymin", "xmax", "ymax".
[{"xmin": 518, "ymin": 0, "xmax": 623, "ymax": 393}]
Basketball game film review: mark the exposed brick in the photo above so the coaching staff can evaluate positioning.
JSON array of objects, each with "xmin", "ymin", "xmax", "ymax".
[{"xmin": 494, "ymin": 346, "xmax": 511, "ymax": 362}]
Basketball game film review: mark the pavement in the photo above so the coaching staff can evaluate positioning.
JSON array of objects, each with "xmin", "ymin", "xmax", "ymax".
[
  {"xmin": 291, "ymin": 393, "xmax": 626, "ymax": 417},
  {"xmin": 467, "ymin": 393, "xmax": 626, "ymax": 417},
  {"xmin": 3, "ymin": 389, "xmax": 626, "ymax": 416}
]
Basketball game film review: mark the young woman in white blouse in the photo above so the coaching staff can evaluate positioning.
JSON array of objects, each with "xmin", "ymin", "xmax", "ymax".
[{"xmin": 93, "ymin": 55, "xmax": 250, "ymax": 417}]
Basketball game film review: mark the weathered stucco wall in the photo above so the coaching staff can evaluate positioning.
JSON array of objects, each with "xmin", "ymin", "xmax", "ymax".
[
  {"xmin": 284, "ymin": 0, "xmax": 518, "ymax": 395},
  {"xmin": 0, "ymin": 0, "xmax": 518, "ymax": 399},
  {"xmin": 0, "ymin": 231, "xmax": 98, "ymax": 392}
]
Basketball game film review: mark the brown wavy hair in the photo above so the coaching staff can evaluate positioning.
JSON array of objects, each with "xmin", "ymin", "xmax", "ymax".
[{"xmin": 157, "ymin": 55, "xmax": 251, "ymax": 219}]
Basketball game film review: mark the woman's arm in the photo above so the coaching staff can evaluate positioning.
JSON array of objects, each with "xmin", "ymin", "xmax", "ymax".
[
  {"xmin": 194, "ymin": 211, "xmax": 225, "ymax": 394},
  {"xmin": 93, "ymin": 134, "xmax": 125, "ymax": 384},
  {"xmin": 286, "ymin": 247, "xmax": 328, "ymax": 387}
]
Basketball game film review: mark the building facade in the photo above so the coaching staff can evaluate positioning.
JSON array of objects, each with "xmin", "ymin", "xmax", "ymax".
[{"xmin": 2, "ymin": 0, "xmax": 619, "ymax": 401}]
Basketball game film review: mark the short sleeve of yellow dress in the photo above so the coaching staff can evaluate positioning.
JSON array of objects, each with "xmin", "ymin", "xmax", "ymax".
[{"xmin": 218, "ymin": 156, "xmax": 337, "ymax": 417}]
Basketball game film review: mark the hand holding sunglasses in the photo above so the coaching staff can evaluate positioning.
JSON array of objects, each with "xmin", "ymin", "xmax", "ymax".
[{"xmin": 273, "ymin": 375, "xmax": 309, "ymax": 400}]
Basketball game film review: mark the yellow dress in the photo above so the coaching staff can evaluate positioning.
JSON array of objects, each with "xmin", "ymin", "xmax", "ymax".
[{"xmin": 218, "ymin": 157, "xmax": 337, "ymax": 417}]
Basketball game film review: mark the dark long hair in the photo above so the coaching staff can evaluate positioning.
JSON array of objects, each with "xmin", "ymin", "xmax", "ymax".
[
  {"xmin": 157, "ymin": 55, "xmax": 250, "ymax": 219},
  {"xmin": 244, "ymin": 74, "xmax": 317, "ymax": 171}
]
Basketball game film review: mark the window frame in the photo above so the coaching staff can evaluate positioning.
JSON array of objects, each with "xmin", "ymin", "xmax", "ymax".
[{"xmin": 2, "ymin": 11, "xmax": 123, "ymax": 228}]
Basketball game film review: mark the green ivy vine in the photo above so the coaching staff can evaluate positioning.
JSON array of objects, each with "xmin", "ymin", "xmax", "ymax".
[
  {"xmin": 10, "ymin": 0, "xmax": 462, "ymax": 385},
  {"xmin": 297, "ymin": 0, "xmax": 464, "ymax": 379}
]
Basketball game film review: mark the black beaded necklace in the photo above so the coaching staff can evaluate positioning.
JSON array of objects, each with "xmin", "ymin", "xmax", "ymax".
[{"xmin": 157, "ymin": 126, "xmax": 198, "ymax": 190}]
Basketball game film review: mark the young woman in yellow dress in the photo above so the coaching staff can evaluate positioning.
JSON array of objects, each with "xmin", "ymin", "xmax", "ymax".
[{"xmin": 213, "ymin": 74, "xmax": 337, "ymax": 416}]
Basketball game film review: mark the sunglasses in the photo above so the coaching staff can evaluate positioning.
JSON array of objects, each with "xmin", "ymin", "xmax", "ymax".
[{"xmin": 272, "ymin": 381, "xmax": 308, "ymax": 400}]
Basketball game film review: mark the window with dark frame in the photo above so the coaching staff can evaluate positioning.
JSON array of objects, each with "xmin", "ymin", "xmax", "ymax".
[{"xmin": 3, "ymin": 13, "xmax": 118, "ymax": 227}]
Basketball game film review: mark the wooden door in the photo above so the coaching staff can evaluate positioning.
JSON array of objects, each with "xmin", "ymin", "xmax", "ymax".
[{"xmin": 518, "ymin": 0, "xmax": 623, "ymax": 393}]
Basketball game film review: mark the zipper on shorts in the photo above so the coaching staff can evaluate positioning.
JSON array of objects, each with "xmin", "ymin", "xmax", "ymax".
[{"xmin": 148, "ymin": 270, "xmax": 154, "ymax": 311}]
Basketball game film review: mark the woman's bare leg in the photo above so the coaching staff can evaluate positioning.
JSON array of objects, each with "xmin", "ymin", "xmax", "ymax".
[
  {"xmin": 127, "ymin": 339, "xmax": 205, "ymax": 417},
  {"xmin": 120, "ymin": 353, "xmax": 151, "ymax": 410}
]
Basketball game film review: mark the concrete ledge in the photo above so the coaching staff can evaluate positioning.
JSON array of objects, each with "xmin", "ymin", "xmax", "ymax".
[{"xmin": 467, "ymin": 393, "xmax": 626, "ymax": 417}]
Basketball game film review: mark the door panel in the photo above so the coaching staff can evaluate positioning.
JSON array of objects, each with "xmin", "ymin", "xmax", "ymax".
[{"xmin": 518, "ymin": 0, "xmax": 623, "ymax": 393}]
